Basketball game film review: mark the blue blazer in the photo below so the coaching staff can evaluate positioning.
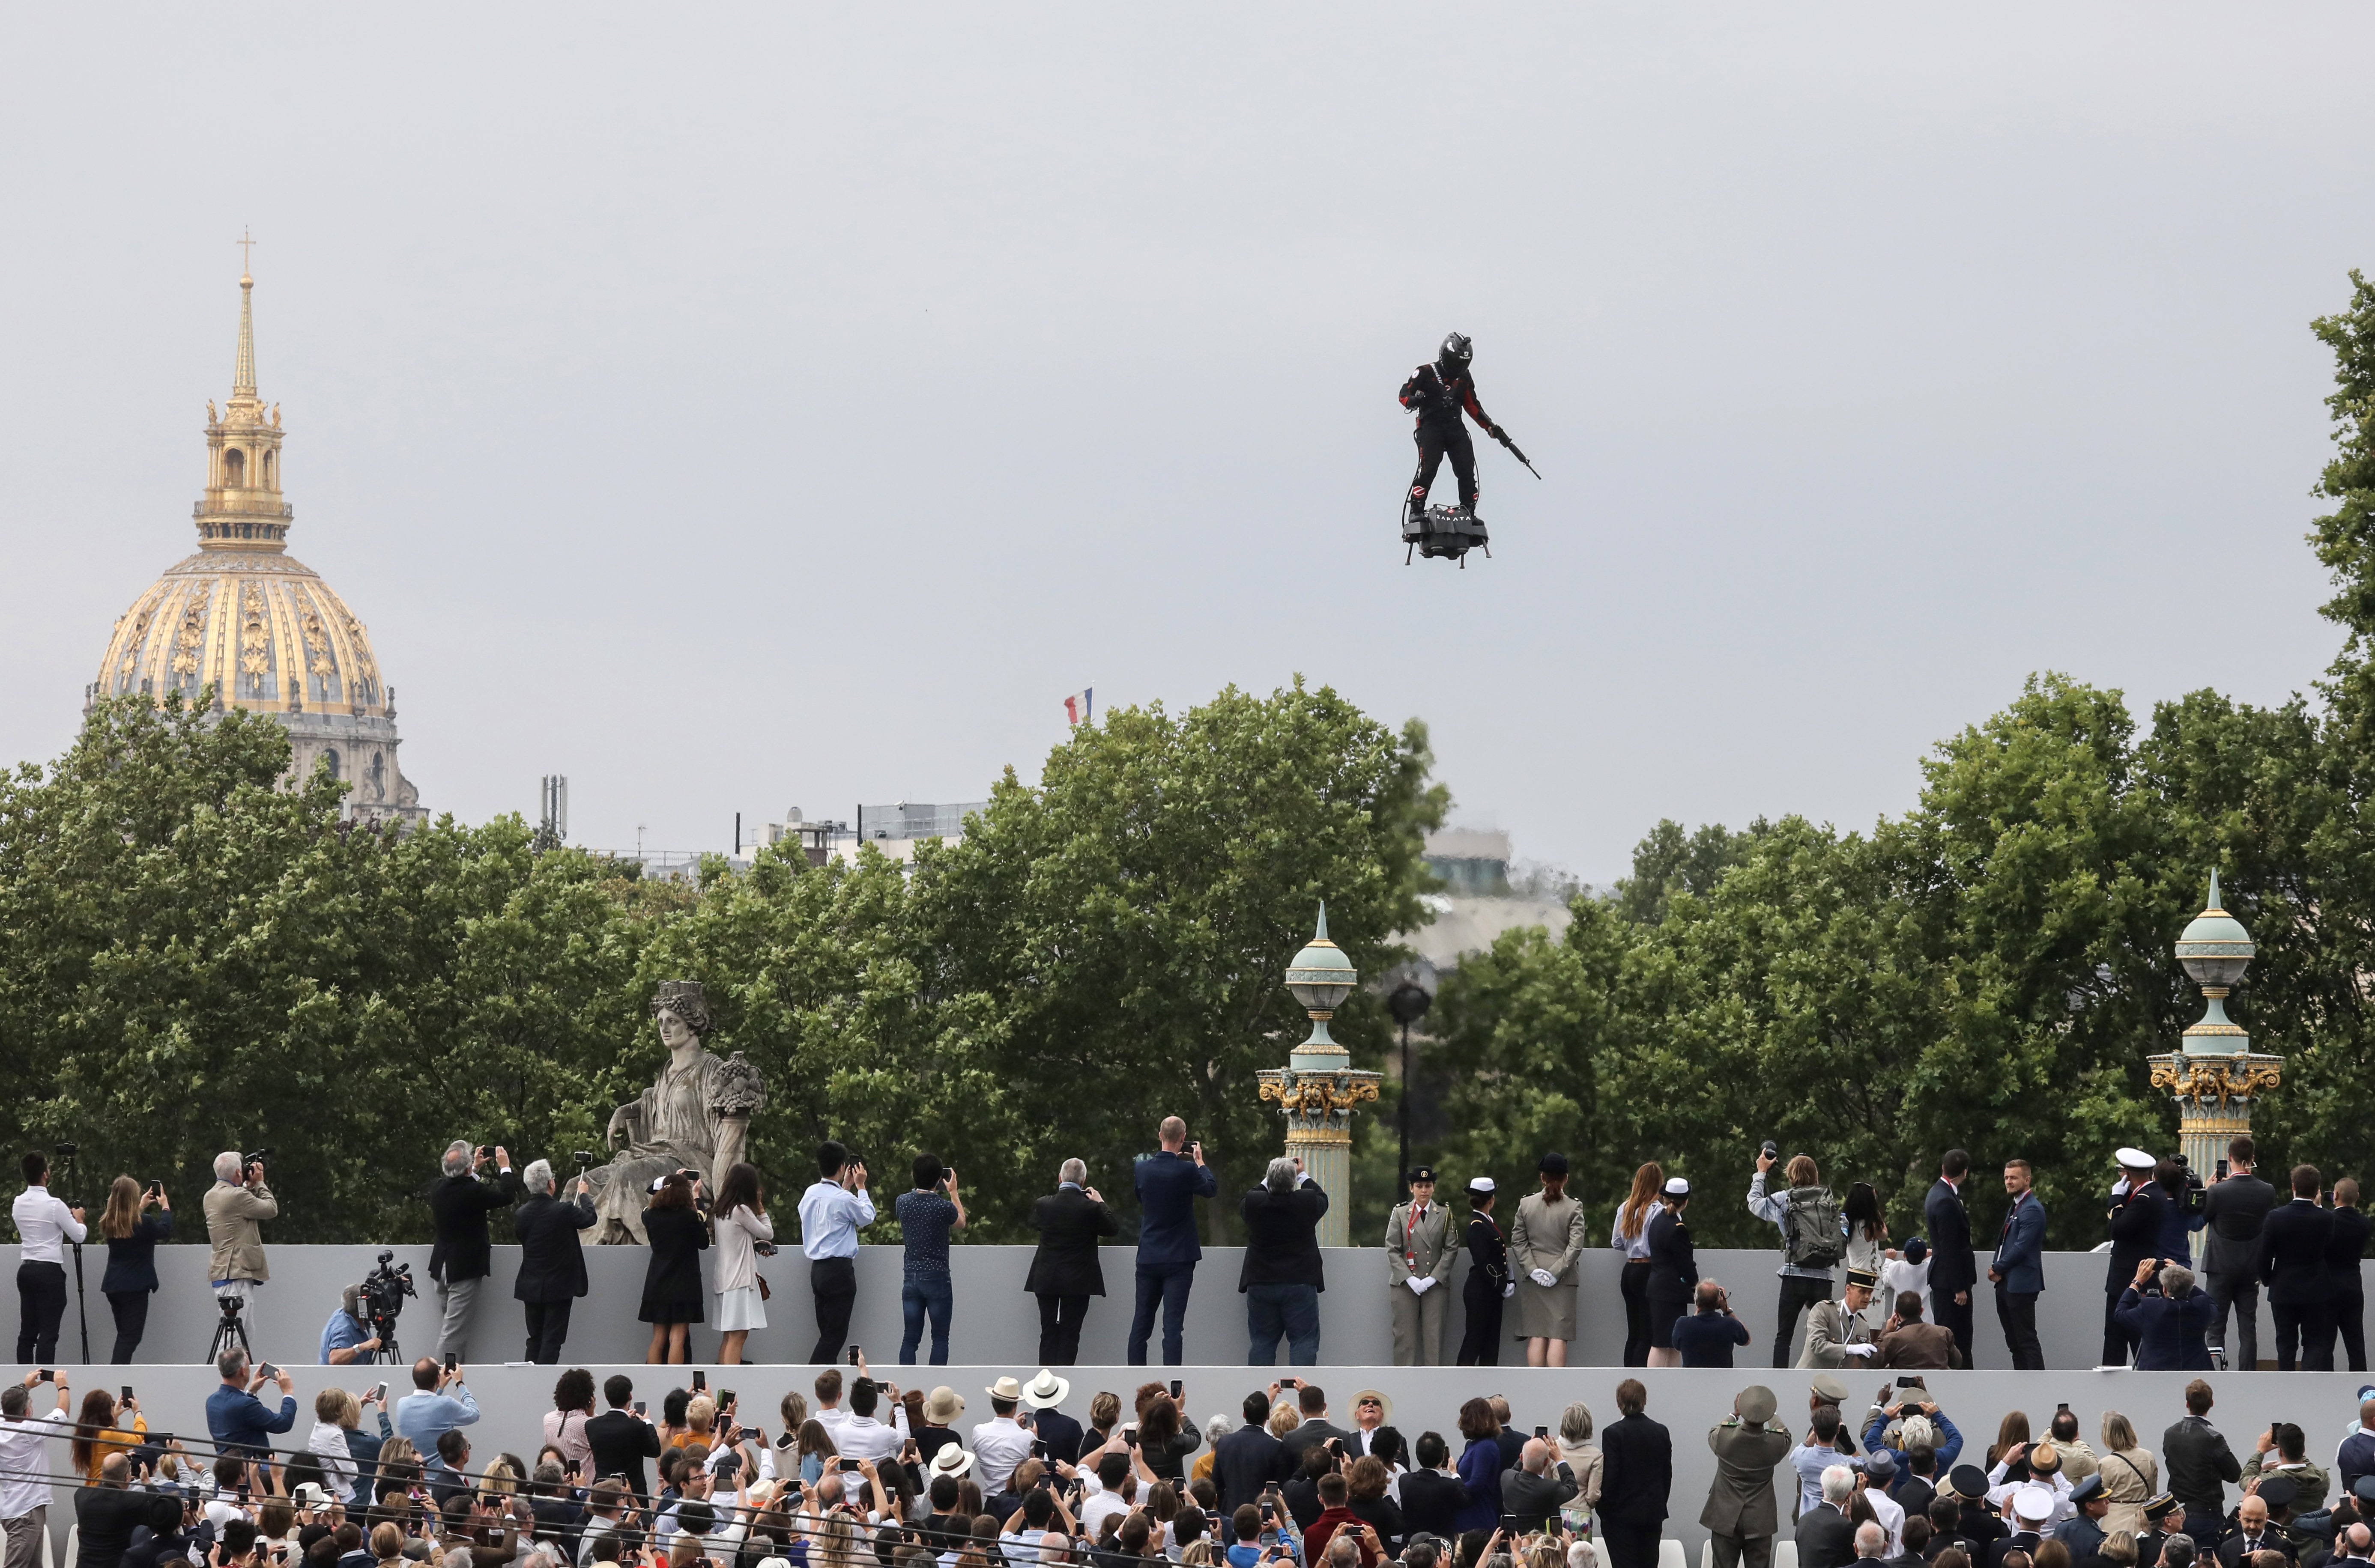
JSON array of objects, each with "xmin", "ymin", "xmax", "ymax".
[
  {"xmin": 2115, "ymin": 1285, "xmax": 2217, "ymax": 1370},
  {"xmin": 1993, "ymin": 1194, "xmax": 2047, "ymax": 1294},
  {"xmin": 1134, "ymin": 1151, "xmax": 1218, "ymax": 1267},
  {"xmin": 100, "ymin": 1211, "xmax": 173, "ymax": 1294}
]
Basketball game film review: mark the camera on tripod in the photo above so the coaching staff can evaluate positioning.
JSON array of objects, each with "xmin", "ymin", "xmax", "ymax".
[{"xmin": 361, "ymin": 1250, "xmax": 416, "ymax": 1338}]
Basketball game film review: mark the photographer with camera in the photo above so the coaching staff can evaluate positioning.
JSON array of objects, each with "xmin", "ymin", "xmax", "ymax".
[
  {"xmin": 12, "ymin": 1150, "xmax": 87, "ymax": 1363},
  {"xmin": 97, "ymin": 1176, "xmax": 171, "ymax": 1364},
  {"xmin": 1671, "ymin": 1279, "xmax": 1754, "ymax": 1368},
  {"xmin": 206, "ymin": 1149, "xmax": 278, "ymax": 1343},
  {"xmin": 1749, "ymin": 1144, "xmax": 1844, "ymax": 1370},
  {"xmin": 514, "ymin": 1160, "xmax": 597, "ymax": 1365},
  {"xmin": 427, "ymin": 1140, "xmax": 521, "ymax": 1358},
  {"xmin": 318, "ymin": 1282, "xmax": 389, "ymax": 1365}
]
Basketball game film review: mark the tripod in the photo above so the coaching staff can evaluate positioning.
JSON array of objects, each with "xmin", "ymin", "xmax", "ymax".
[{"xmin": 207, "ymin": 1294, "xmax": 252, "ymax": 1364}]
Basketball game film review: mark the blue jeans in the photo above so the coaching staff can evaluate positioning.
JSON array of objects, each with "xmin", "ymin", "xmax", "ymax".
[
  {"xmin": 1129, "ymin": 1262, "xmax": 1196, "ymax": 1365},
  {"xmin": 900, "ymin": 1274, "xmax": 953, "ymax": 1365},
  {"xmin": 1246, "ymin": 1282, "xmax": 1321, "ymax": 1365}
]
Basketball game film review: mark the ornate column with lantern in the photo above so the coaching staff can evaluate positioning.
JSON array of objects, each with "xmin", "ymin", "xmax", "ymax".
[
  {"xmin": 1258, "ymin": 903, "xmax": 1381, "ymax": 1246},
  {"xmin": 2148, "ymin": 871, "xmax": 2284, "ymax": 1195}
]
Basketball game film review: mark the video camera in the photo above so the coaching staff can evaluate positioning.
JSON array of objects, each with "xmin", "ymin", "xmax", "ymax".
[{"xmin": 360, "ymin": 1250, "xmax": 416, "ymax": 1342}]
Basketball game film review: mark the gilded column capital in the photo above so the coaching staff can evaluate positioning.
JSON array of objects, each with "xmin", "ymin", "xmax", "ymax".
[{"xmin": 2148, "ymin": 1052, "xmax": 2283, "ymax": 1112}]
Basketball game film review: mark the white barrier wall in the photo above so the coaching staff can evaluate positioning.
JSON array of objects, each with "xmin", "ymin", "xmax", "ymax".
[
  {"xmin": 8, "ymin": 1243, "xmax": 2317, "ymax": 1372},
  {"xmin": 18, "ymin": 1362, "xmax": 2372, "ymax": 1559}
]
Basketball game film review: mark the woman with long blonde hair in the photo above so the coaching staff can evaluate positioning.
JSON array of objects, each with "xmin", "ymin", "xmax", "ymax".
[
  {"xmin": 1610, "ymin": 1163, "xmax": 1665, "ymax": 1367},
  {"xmin": 97, "ymin": 1173, "xmax": 171, "ymax": 1365}
]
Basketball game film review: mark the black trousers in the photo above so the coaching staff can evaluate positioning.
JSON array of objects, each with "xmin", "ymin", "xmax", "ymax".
[
  {"xmin": 2207, "ymin": 1272, "xmax": 2261, "ymax": 1370},
  {"xmin": 1409, "ymin": 419, "xmax": 1478, "ymax": 514},
  {"xmin": 2104, "ymin": 1281, "xmax": 2141, "ymax": 1366},
  {"xmin": 1601, "ymin": 1521, "xmax": 1661, "ymax": 1568},
  {"xmin": 1997, "ymin": 1284, "xmax": 2044, "ymax": 1370},
  {"xmin": 1773, "ymin": 1275, "xmax": 1831, "ymax": 1368},
  {"xmin": 523, "ymin": 1300, "xmax": 573, "ymax": 1365},
  {"xmin": 809, "ymin": 1256, "xmax": 857, "ymax": 1365},
  {"xmin": 105, "ymin": 1290, "xmax": 148, "ymax": 1365},
  {"xmin": 2334, "ymin": 1293, "xmax": 2368, "ymax": 1372},
  {"xmin": 2272, "ymin": 1300, "xmax": 2329, "ymax": 1371},
  {"xmin": 1619, "ymin": 1260, "xmax": 1652, "ymax": 1367},
  {"xmin": 1457, "ymin": 1272, "xmax": 1503, "ymax": 1365},
  {"xmin": 15, "ymin": 1262, "xmax": 65, "ymax": 1364},
  {"xmin": 1933, "ymin": 1289, "xmax": 1975, "ymax": 1368},
  {"xmin": 1036, "ymin": 1294, "xmax": 1090, "ymax": 1365}
]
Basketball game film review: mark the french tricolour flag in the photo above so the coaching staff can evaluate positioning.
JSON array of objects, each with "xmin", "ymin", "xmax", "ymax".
[{"xmin": 1063, "ymin": 688, "xmax": 1094, "ymax": 726}]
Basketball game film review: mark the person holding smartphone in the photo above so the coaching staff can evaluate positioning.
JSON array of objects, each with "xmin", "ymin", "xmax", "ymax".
[
  {"xmin": 394, "ymin": 1356, "xmax": 479, "ymax": 1477},
  {"xmin": 798, "ymin": 1142, "xmax": 876, "ymax": 1367},
  {"xmin": 96, "ymin": 1176, "xmax": 171, "ymax": 1365},
  {"xmin": 1130, "ymin": 1118, "xmax": 1218, "ymax": 1367}
]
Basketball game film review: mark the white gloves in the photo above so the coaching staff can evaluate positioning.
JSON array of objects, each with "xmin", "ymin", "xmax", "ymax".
[
  {"xmin": 1843, "ymin": 1343, "xmax": 1879, "ymax": 1358},
  {"xmin": 1530, "ymin": 1268, "xmax": 1559, "ymax": 1288},
  {"xmin": 1503, "ymin": 1282, "xmax": 1517, "ymax": 1298},
  {"xmin": 1406, "ymin": 1276, "xmax": 1434, "ymax": 1296}
]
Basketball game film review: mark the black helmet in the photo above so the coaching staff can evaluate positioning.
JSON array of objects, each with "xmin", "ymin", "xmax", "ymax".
[{"xmin": 1437, "ymin": 332, "xmax": 1473, "ymax": 372}]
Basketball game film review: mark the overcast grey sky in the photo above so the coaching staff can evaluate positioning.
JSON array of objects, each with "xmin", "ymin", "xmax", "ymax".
[{"xmin": 7, "ymin": 7, "xmax": 2372, "ymax": 882}]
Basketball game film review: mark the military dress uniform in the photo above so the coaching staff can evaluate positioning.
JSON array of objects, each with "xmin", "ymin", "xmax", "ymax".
[
  {"xmin": 1795, "ymin": 1278, "xmax": 1876, "ymax": 1370},
  {"xmin": 1512, "ymin": 1154, "xmax": 1588, "ymax": 1345},
  {"xmin": 1702, "ymin": 1386, "xmax": 1795, "ymax": 1568},
  {"xmin": 1386, "ymin": 1167, "xmax": 1456, "ymax": 1366}
]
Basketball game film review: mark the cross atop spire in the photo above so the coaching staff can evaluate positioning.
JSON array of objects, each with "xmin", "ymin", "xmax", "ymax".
[
  {"xmin": 232, "ymin": 260, "xmax": 258, "ymax": 399},
  {"xmin": 237, "ymin": 227, "xmax": 258, "ymax": 276}
]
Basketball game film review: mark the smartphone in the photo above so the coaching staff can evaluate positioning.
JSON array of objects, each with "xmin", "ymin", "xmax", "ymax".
[
  {"xmin": 566, "ymin": 1460, "xmax": 581, "ymax": 1478},
  {"xmin": 693, "ymin": 1371, "xmax": 707, "ymax": 1393},
  {"xmin": 443, "ymin": 1353, "xmax": 457, "ymax": 1374},
  {"xmin": 373, "ymin": 1382, "xmax": 388, "ymax": 1404},
  {"xmin": 717, "ymin": 1391, "xmax": 735, "ymax": 1413},
  {"xmin": 839, "ymin": 1458, "xmax": 862, "ymax": 1473},
  {"xmin": 1499, "ymin": 1517, "xmax": 1522, "ymax": 1537},
  {"xmin": 122, "ymin": 1386, "xmax": 134, "ymax": 1403},
  {"xmin": 1279, "ymin": 1378, "xmax": 1298, "ymax": 1390},
  {"xmin": 848, "ymin": 1345, "xmax": 861, "ymax": 1367},
  {"xmin": 1896, "ymin": 1377, "xmax": 1925, "ymax": 1388},
  {"xmin": 634, "ymin": 1401, "xmax": 648, "ymax": 1417},
  {"xmin": 258, "ymin": 1362, "xmax": 278, "ymax": 1380},
  {"xmin": 33, "ymin": 1371, "xmax": 50, "ymax": 1384},
  {"xmin": 1170, "ymin": 1380, "xmax": 1183, "ymax": 1400},
  {"xmin": 1534, "ymin": 1425, "xmax": 1548, "ymax": 1439},
  {"xmin": 2216, "ymin": 1159, "xmax": 2231, "ymax": 1180},
  {"xmin": 1032, "ymin": 1440, "xmax": 1049, "ymax": 1461}
]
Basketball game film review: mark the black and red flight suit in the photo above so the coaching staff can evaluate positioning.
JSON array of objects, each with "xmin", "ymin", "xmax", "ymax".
[{"xmin": 1400, "ymin": 363, "xmax": 1495, "ymax": 517}]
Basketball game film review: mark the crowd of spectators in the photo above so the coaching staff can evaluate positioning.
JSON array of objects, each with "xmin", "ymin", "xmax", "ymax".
[
  {"xmin": 9, "ymin": 1127, "xmax": 2372, "ymax": 1371},
  {"xmin": 7, "ymin": 1354, "xmax": 2375, "ymax": 1568}
]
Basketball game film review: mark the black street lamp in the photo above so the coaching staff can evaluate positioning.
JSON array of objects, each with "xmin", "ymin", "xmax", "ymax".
[{"xmin": 1386, "ymin": 978, "xmax": 1434, "ymax": 1201}]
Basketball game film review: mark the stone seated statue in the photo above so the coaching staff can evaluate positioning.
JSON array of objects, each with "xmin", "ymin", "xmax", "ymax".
[{"xmin": 587, "ymin": 980, "xmax": 766, "ymax": 1244}]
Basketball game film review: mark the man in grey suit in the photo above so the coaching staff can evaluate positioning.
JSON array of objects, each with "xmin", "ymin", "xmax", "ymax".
[
  {"xmin": 2203, "ymin": 1135, "xmax": 2278, "ymax": 1371},
  {"xmin": 1386, "ymin": 1167, "xmax": 1456, "ymax": 1365},
  {"xmin": 1704, "ymin": 1385, "xmax": 1795, "ymax": 1568}
]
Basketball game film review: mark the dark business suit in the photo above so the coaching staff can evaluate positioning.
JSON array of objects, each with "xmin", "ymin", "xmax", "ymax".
[
  {"xmin": 1795, "ymin": 1504, "xmax": 1858, "ymax": 1568},
  {"xmin": 1993, "ymin": 1191, "xmax": 2047, "ymax": 1370},
  {"xmin": 2320, "ymin": 1205, "xmax": 2372, "ymax": 1373},
  {"xmin": 1599, "ymin": 1411, "xmax": 1673, "ymax": 1568},
  {"xmin": 2203, "ymin": 1172, "xmax": 2278, "ymax": 1371},
  {"xmin": 2261, "ymin": 1196, "xmax": 2336, "ymax": 1370},
  {"xmin": 427, "ymin": 1165, "xmax": 522, "ymax": 1356},
  {"xmin": 1129, "ymin": 1150, "xmax": 1217, "ymax": 1365},
  {"xmin": 1026, "ymin": 1184, "xmax": 1119, "ymax": 1365},
  {"xmin": 1925, "ymin": 1178, "xmax": 1978, "ymax": 1367},
  {"xmin": 2105, "ymin": 1181, "xmax": 2174, "ymax": 1365},
  {"xmin": 1213, "ymin": 1422, "xmax": 1291, "ymax": 1515},
  {"xmin": 1399, "ymin": 1469, "xmax": 1474, "ymax": 1544},
  {"xmin": 99, "ymin": 1210, "xmax": 172, "ymax": 1365},
  {"xmin": 1283, "ymin": 1417, "xmax": 1353, "ymax": 1462},
  {"xmin": 512, "ymin": 1189, "xmax": 596, "ymax": 1364},
  {"xmin": 2115, "ymin": 1285, "xmax": 2217, "ymax": 1371},
  {"xmin": 584, "ymin": 1406, "xmax": 663, "ymax": 1502},
  {"xmin": 1031, "ymin": 1407, "xmax": 1085, "ymax": 1468}
]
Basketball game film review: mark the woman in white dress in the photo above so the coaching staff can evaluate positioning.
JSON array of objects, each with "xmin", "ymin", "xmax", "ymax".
[
  {"xmin": 1843, "ymin": 1183, "xmax": 1898, "ymax": 1329},
  {"xmin": 713, "ymin": 1160, "xmax": 774, "ymax": 1365}
]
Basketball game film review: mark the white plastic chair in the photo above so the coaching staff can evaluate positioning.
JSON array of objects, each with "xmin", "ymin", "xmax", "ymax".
[
  {"xmin": 1700, "ymin": 1543, "xmax": 1716, "ymax": 1568},
  {"xmin": 62, "ymin": 1524, "xmax": 76, "ymax": 1568},
  {"xmin": 1774, "ymin": 1541, "xmax": 1801, "ymax": 1568},
  {"xmin": 37, "ymin": 1521, "xmax": 51, "ymax": 1568},
  {"xmin": 1658, "ymin": 1539, "xmax": 1688, "ymax": 1568}
]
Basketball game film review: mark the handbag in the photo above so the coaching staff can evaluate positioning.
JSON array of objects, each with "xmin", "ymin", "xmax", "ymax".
[{"xmin": 757, "ymin": 1274, "xmax": 771, "ymax": 1301}]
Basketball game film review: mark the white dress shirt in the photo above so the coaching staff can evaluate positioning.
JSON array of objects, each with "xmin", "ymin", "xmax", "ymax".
[
  {"xmin": 972, "ymin": 1416, "xmax": 1034, "ymax": 1490},
  {"xmin": 10, "ymin": 1189, "xmax": 84, "ymax": 1266},
  {"xmin": 0, "ymin": 1397, "xmax": 74, "ymax": 1520},
  {"xmin": 837, "ymin": 1410, "xmax": 909, "ymax": 1463},
  {"xmin": 1610, "ymin": 1202, "xmax": 1663, "ymax": 1261}
]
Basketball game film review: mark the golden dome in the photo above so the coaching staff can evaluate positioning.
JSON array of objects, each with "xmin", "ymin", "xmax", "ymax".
[{"xmin": 87, "ymin": 269, "xmax": 424, "ymax": 823}]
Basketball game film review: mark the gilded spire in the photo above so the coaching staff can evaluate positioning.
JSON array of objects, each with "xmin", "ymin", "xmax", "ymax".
[{"xmin": 233, "ymin": 272, "xmax": 257, "ymax": 399}]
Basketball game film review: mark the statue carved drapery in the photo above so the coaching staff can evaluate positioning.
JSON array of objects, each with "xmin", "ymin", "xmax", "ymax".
[{"xmin": 588, "ymin": 981, "xmax": 766, "ymax": 1243}]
